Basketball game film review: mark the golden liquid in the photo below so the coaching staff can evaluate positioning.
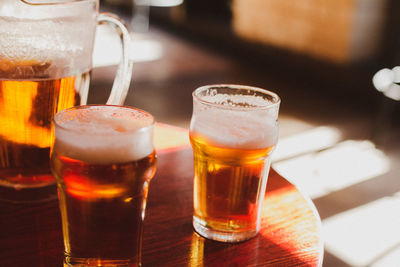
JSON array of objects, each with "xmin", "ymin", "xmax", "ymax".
[
  {"xmin": 51, "ymin": 151, "xmax": 157, "ymax": 265},
  {"xmin": 0, "ymin": 60, "xmax": 88, "ymax": 188},
  {"xmin": 190, "ymin": 132, "xmax": 274, "ymax": 233}
]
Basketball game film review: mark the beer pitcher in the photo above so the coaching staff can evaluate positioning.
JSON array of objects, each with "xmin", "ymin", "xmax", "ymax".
[{"xmin": 0, "ymin": 0, "xmax": 133, "ymax": 201}]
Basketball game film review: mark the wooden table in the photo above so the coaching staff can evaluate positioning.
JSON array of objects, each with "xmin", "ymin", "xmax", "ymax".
[{"xmin": 0, "ymin": 124, "xmax": 323, "ymax": 267}]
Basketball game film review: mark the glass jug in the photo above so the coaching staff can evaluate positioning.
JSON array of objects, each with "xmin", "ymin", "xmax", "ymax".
[{"xmin": 0, "ymin": 0, "xmax": 133, "ymax": 201}]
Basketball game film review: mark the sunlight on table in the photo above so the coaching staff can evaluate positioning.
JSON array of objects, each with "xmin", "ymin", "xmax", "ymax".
[
  {"xmin": 274, "ymin": 139, "xmax": 390, "ymax": 199},
  {"xmin": 154, "ymin": 123, "xmax": 189, "ymax": 153},
  {"xmin": 323, "ymin": 193, "xmax": 400, "ymax": 266}
]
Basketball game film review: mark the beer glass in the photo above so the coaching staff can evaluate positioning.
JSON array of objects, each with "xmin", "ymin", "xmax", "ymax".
[
  {"xmin": 0, "ymin": 0, "xmax": 133, "ymax": 201},
  {"xmin": 190, "ymin": 84, "xmax": 280, "ymax": 242},
  {"xmin": 51, "ymin": 105, "xmax": 157, "ymax": 266}
]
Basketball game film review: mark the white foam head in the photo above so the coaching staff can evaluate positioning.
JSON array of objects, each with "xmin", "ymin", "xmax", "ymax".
[
  {"xmin": 53, "ymin": 105, "xmax": 154, "ymax": 164},
  {"xmin": 0, "ymin": 0, "xmax": 97, "ymax": 79},
  {"xmin": 190, "ymin": 85, "xmax": 280, "ymax": 150}
]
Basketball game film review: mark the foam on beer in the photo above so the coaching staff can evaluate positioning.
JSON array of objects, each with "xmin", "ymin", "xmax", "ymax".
[
  {"xmin": 54, "ymin": 106, "xmax": 154, "ymax": 164},
  {"xmin": 0, "ymin": 14, "xmax": 96, "ymax": 79},
  {"xmin": 191, "ymin": 92, "xmax": 279, "ymax": 150}
]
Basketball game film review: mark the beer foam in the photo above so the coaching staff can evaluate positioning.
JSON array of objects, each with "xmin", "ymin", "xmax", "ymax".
[
  {"xmin": 54, "ymin": 106, "xmax": 154, "ymax": 164},
  {"xmin": 191, "ymin": 90, "xmax": 279, "ymax": 149},
  {"xmin": 0, "ymin": 14, "xmax": 96, "ymax": 79},
  {"xmin": 191, "ymin": 110, "xmax": 278, "ymax": 150}
]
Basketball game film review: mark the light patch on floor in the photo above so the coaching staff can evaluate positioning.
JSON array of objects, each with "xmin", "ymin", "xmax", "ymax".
[
  {"xmin": 273, "ymin": 139, "xmax": 390, "ymax": 199},
  {"xmin": 370, "ymin": 246, "xmax": 400, "ymax": 267},
  {"xmin": 323, "ymin": 192, "xmax": 400, "ymax": 266},
  {"xmin": 272, "ymin": 126, "xmax": 341, "ymax": 162},
  {"xmin": 272, "ymin": 123, "xmax": 394, "ymax": 266}
]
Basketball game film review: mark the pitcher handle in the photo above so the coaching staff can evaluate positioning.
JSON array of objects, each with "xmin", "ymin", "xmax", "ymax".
[{"xmin": 97, "ymin": 13, "xmax": 133, "ymax": 105}]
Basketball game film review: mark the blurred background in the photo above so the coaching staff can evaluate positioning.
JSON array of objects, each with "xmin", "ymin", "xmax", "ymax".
[{"xmin": 93, "ymin": 0, "xmax": 400, "ymax": 266}]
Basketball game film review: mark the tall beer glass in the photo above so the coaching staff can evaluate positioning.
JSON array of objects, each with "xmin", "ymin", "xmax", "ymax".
[
  {"xmin": 0, "ymin": 0, "xmax": 133, "ymax": 202},
  {"xmin": 51, "ymin": 105, "xmax": 156, "ymax": 267},
  {"xmin": 190, "ymin": 84, "xmax": 280, "ymax": 242}
]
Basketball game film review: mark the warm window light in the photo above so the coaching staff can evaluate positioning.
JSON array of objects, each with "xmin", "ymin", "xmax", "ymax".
[
  {"xmin": 92, "ymin": 25, "xmax": 163, "ymax": 68},
  {"xmin": 135, "ymin": 0, "xmax": 183, "ymax": 7},
  {"xmin": 154, "ymin": 123, "xmax": 190, "ymax": 153},
  {"xmin": 271, "ymin": 122, "xmax": 393, "ymax": 266},
  {"xmin": 273, "ymin": 139, "xmax": 390, "ymax": 199},
  {"xmin": 272, "ymin": 126, "xmax": 341, "ymax": 162},
  {"xmin": 370, "ymin": 246, "xmax": 400, "ymax": 267},
  {"xmin": 323, "ymin": 192, "xmax": 400, "ymax": 266}
]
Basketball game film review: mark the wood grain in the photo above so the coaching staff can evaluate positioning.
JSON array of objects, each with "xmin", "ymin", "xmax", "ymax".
[{"xmin": 0, "ymin": 145, "xmax": 322, "ymax": 267}]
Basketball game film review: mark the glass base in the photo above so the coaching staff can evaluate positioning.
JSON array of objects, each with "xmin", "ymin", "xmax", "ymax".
[
  {"xmin": 0, "ymin": 181, "xmax": 57, "ymax": 203},
  {"xmin": 193, "ymin": 216, "xmax": 258, "ymax": 243},
  {"xmin": 64, "ymin": 257, "xmax": 139, "ymax": 267}
]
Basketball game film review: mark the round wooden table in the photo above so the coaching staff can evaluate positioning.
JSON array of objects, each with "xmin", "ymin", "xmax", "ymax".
[{"xmin": 0, "ymin": 124, "xmax": 323, "ymax": 267}]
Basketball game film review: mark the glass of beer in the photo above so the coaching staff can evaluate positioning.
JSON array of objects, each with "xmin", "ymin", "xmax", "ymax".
[
  {"xmin": 51, "ymin": 105, "xmax": 157, "ymax": 266},
  {"xmin": 190, "ymin": 84, "xmax": 280, "ymax": 242},
  {"xmin": 0, "ymin": 0, "xmax": 133, "ymax": 202}
]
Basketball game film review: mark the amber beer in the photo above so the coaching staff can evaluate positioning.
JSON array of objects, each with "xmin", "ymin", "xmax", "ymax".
[
  {"xmin": 0, "ymin": 59, "xmax": 89, "ymax": 190},
  {"xmin": 51, "ymin": 105, "xmax": 156, "ymax": 267},
  {"xmin": 191, "ymin": 134, "xmax": 274, "ymax": 232},
  {"xmin": 190, "ymin": 85, "xmax": 280, "ymax": 242}
]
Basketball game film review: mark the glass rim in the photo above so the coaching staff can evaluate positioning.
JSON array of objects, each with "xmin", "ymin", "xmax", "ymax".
[
  {"xmin": 53, "ymin": 104, "xmax": 155, "ymax": 135},
  {"xmin": 192, "ymin": 84, "xmax": 281, "ymax": 111}
]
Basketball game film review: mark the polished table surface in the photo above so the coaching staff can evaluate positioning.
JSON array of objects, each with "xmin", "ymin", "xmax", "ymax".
[{"xmin": 0, "ymin": 124, "xmax": 323, "ymax": 267}]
